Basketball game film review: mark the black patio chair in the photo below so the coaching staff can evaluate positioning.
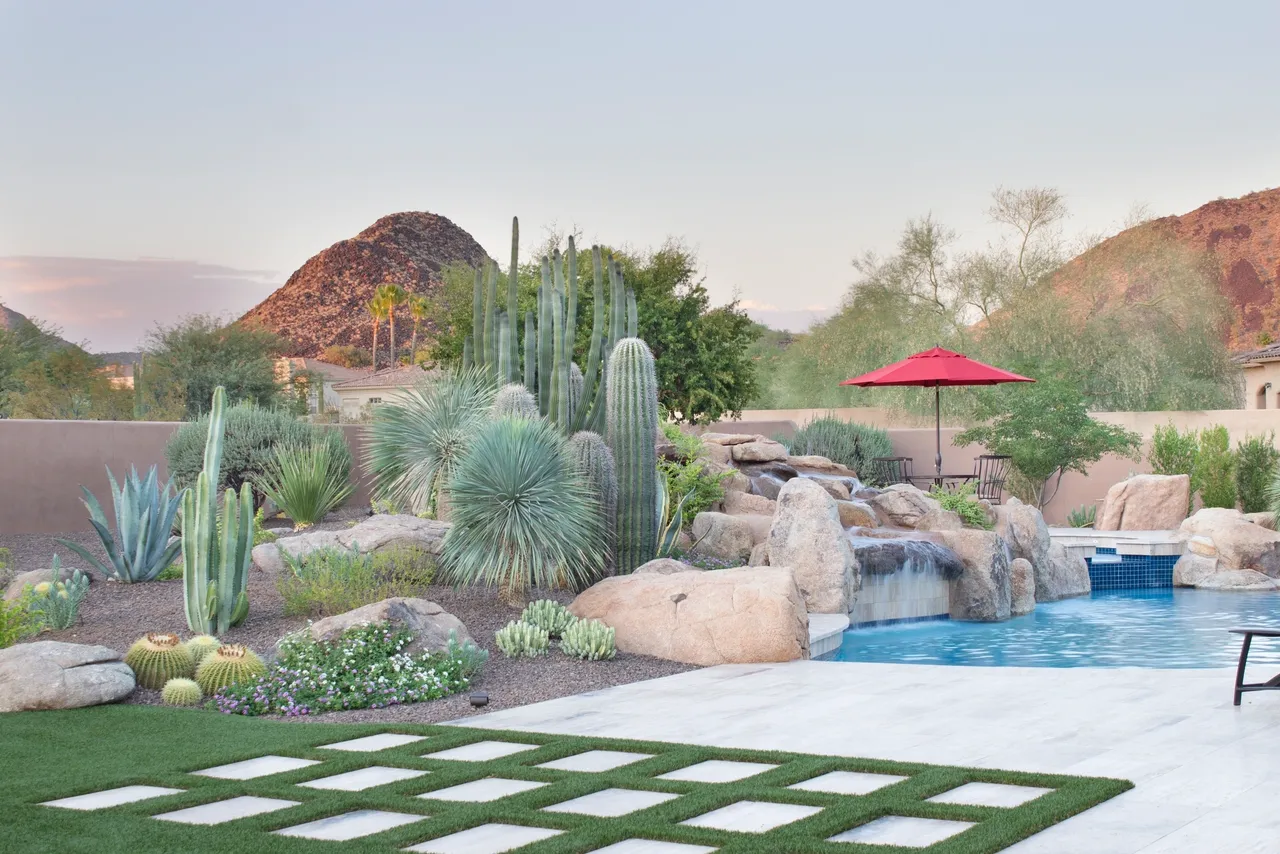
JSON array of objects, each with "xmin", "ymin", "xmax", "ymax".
[
  {"xmin": 971, "ymin": 454, "xmax": 1011, "ymax": 503},
  {"xmin": 870, "ymin": 456, "xmax": 914, "ymax": 486}
]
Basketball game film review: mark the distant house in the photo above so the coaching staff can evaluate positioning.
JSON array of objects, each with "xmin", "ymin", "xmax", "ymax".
[
  {"xmin": 274, "ymin": 357, "xmax": 371, "ymax": 415},
  {"xmin": 331, "ymin": 365, "xmax": 438, "ymax": 421},
  {"xmin": 1234, "ymin": 344, "xmax": 1280, "ymax": 409},
  {"xmin": 100, "ymin": 363, "xmax": 135, "ymax": 390}
]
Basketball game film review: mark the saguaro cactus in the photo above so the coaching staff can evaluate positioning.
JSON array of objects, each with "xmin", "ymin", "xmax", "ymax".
[
  {"xmin": 569, "ymin": 431, "xmax": 619, "ymax": 569},
  {"xmin": 182, "ymin": 386, "xmax": 252, "ymax": 635},
  {"xmin": 605, "ymin": 338, "xmax": 659, "ymax": 573}
]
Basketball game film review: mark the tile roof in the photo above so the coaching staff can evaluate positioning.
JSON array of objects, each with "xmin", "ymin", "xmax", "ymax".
[
  {"xmin": 1232, "ymin": 344, "xmax": 1280, "ymax": 364},
  {"xmin": 332, "ymin": 365, "xmax": 438, "ymax": 390}
]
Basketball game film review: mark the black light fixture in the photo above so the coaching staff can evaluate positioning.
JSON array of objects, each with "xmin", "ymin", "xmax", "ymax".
[{"xmin": 469, "ymin": 692, "xmax": 489, "ymax": 708}]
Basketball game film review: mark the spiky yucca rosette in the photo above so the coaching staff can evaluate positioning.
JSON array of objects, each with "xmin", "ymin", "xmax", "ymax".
[
  {"xmin": 161, "ymin": 678, "xmax": 203, "ymax": 707},
  {"xmin": 184, "ymin": 635, "xmax": 221, "ymax": 665},
  {"xmin": 195, "ymin": 644, "xmax": 266, "ymax": 695},
  {"xmin": 124, "ymin": 633, "xmax": 196, "ymax": 690}
]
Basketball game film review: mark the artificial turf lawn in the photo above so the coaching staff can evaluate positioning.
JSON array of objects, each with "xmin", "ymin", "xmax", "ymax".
[{"xmin": 0, "ymin": 705, "xmax": 1131, "ymax": 853}]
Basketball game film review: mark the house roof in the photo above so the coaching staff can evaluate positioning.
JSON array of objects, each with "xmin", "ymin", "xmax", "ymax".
[
  {"xmin": 1232, "ymin": 344, "xmax": 1280, "ymax": 365},
  {"xmin": 332, "ymin": 364, "xmax": 438, "ymax": 390},
  {"xmin": 278, "ymin": 357, "xmax": 369, "ymax": 383}
]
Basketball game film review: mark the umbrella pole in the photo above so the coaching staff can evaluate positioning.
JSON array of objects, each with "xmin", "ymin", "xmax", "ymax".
[{"xmin": 934, "ymin": 384, "xmax": 942, "ymax": 477}]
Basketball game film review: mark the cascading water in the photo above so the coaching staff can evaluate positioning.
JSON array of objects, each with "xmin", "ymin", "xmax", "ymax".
[{"xmin": 846, "ymin": 534, "xmax": 964, "ymax": 625}]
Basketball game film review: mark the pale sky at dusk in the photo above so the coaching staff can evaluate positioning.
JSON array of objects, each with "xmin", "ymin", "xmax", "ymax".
[{"xmin": 1, "ymin": 0, "xmax": 1278, "ymax": 351}]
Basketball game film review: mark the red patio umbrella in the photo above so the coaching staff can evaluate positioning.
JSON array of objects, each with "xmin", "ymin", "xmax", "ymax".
[{"xmin": 840, "ymin": 346, "xmax": 1034, "ymax": 479}]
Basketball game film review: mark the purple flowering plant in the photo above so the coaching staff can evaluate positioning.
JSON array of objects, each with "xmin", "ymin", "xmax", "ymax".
[{"xmin": 212, "ymin": 621, "xmax": 486, "ymax": 717}]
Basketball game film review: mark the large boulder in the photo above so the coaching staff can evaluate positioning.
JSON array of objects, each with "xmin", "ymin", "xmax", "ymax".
[
  {"xmin": 690, "ymin": 512, "xmax": 755, "ymax": 563},
  {"xmin": 1173, "ymin": 553, "xmax": 1218, "ymax": 587},
  {"xmin": 4, "ymin": 565, "xmax": 94, "ymax": 602},
  {"xmin": 867, "ymin": 484, "xmax": 941, "ymax": 528},
  {"xmin": 787, "ymin": 456, "xmax": 857, "ymax": 477},
  {"xmin": 300, "ymin": 597, "xmax": 473, "ymax": 656},
  {"xmin": 731, "ymin": 439, "xmax": 790, "ymax": 463},
  {"xmin": 1097, "ymin": 475, "xmax": 1190, "ymax": 531},
  {"xmin": 836, "ymin": 500, "xmax": 879, "ymax": 528},
  {"xmin": 635, "ymin": 558, "xmax": 698, "ymax": 576},
  {"xmin": 722, "ymin": 491, "xmax": 777, "ymax": 516},
  {"xmin": 748, "ymin": 543, "xmax": 770, "ymax": 566},
  {"xmin": 1010, "ymin": 558, "xmax": 1036, "ymax": 616},
  {"xmin": 1036, "ymin": 542, "xmax": 1091, "ymax": 601},
  {"xmin": 700, "ymin": 432, "xmax": 759, "ymax": 446},
  {"xmin": 767, "ymin": 478, "xmax": 859, "ymax": 613},
  {"xmin": 994, "ymin": 498, "xmax": 1051, "ymax": 570},
  {"xmin": 1244, "ymin": 512, "xmax": 1277, "ymax": 530},
  {"xmin": 1178, "ymin": 508, "xmax": 1280, "ymax": 576},
  {"xmin": 734, "ymin": 514, "xmax": 773, "ymax": 546},
  {"xmin": 811, "ymin": 478, "xmax": 851, "ymax": 501},
  {"xmin": 937, "ymin": 530, "xmax": 1011, "ymax": 622},
  {"xmin": 0, "ymin": 642, "xmax": 135, "ymax": 712},
  {"xmin": 916, "ymin": 508, "xmax": 963, "ymax": 532},
  {"xmin": 699, "ymin": 441, "xmax": 732, "ymax": 465},
  {"xmin": 1196, "ymin": 570, "xmax": 1279, "ymax": 591},
  {"xmin": 253, "ymin": 514, "xmax": 449, "ymax": 574},
  {"xmin": 568, "ymin": 566, "xmax": 808, "ymax": 665}
]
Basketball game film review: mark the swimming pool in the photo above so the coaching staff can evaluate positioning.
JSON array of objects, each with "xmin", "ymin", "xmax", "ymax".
[{"xmin": 828, "ymin": 589, "xmax": 1280, "ymax": 668}]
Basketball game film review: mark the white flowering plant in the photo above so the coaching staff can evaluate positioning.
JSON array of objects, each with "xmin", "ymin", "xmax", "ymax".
[{"xmin": 212, "ymin": 622, "xmax": 486, "ymax": 716}]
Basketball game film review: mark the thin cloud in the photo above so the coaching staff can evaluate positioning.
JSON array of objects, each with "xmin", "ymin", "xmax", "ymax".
[
  {"xmin": 0, "ymin": 257, "xmax": 283, "ymax": 351},
  {"xmin": 742, "ymin": 303, "xmax": 835, "ymax": 332}
]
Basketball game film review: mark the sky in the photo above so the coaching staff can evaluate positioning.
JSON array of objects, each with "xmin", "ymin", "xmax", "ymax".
[{"xmin": 1, "ymin": 1, "xmax": 1278, "ymax": 352}]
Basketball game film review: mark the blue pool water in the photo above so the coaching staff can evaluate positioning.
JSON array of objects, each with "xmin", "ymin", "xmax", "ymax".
[{"xmin": 830, "ymin": 589, "xmax": 1280, "ymax": 668}]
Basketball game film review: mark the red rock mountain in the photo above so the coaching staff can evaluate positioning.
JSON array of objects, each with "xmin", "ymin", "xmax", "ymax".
[
  {"xmin": 1047, "ymin": 188, "xmax": 1280, "ymax": 348},
  {"xmin": 240, "ymin": 212, "xmax": 490, "ymax": 357}
]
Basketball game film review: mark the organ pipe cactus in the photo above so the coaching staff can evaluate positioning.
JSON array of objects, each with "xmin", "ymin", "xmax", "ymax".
[
  {"xmin": 569, "ymin": 430, "xmax": 618, "ymax": 567},
  {"xmin": 606, "ymin": 338, "xmax": 660, "ymax": 573},
  {"xmin": 182, "ymin": 386, "xmax": 252, "ymax": 635}
]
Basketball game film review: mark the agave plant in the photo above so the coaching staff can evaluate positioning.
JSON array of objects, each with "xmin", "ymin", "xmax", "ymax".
[
  {"xmin": 440, "ymin": 416, "xmax": 604, "ymax": 602},
  {"xmin": 365, "ymin": 368, "xmax": 496, "ymax": 517},
  {"xmin": 655, "ymin": 477, "xmax": 699, "ymax": 559},
  {"xmin": 56, "ymin": 465, "xmax": 183, "ymax": 582},
  {"xmin": 259, "ymin": 438, "xmax": 354, "ymax": 529}
]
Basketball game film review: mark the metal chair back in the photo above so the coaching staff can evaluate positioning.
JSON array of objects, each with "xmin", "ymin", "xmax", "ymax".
[
  {"xmin": 973, "ymin": 454, "xmax": 1012, "ymax": 503},
  {"xmin": 870, "ymin": 456, "xmax": 914, "ymax": 486}
]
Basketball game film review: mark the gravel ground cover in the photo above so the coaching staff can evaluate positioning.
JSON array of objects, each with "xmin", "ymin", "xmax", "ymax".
[{"xmin": 1, "ymin": 517, "xmax": 693, "ymax": 724}]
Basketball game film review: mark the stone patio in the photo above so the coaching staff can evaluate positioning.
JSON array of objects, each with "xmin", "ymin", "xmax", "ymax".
[{"xmin": 453, "ymin": 659, "xmax": 1280, "ymax": 853}]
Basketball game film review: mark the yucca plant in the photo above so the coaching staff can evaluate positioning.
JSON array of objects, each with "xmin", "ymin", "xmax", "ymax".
[
  {"xmin": 56, "ymin": 465, "xmax": 183, "ymax": 583},
  {"xmin": 440, "ymin": 416, "xmax": 605, "ymax": 602},
  {"xmin": 259, "ymin": 439, "xmax": 354, "ymax": 529},
  {"xmin": 366, "ymin": 368, "xmax": 496, "ymax": 517}
]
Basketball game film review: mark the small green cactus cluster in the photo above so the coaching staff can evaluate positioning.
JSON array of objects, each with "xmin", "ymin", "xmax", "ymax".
[
  {"xmin": 125, "ymin": 633, "xmax": 196, "ymax": 690},
  {"xmin": 161, "ymin": 677, "xmax": 203, "ymax": 707},
  {"xmin": 27, "ymin": 556, "xmax": 89, "ymax": 630},
  {"xmin": 492, "ymin": 383, "xmax": 540, "ymax": 419},
  {"xmin": 560, "ymin": 618, "xmax": 616, "ymax": 661},
  {"xmin": 195, "ymin": 643, "xmax": 266, "ymax": 695},
  {"xmin": 184, "ymin": 634, "xmax": 221, "ymax": 664},
  {"xmin": 519, "ymin": 599, "xmax": 577, "ymax": 638},
  {"xmin": 494, "ymin": 620, "xmax": 550, "ymax": 658}
]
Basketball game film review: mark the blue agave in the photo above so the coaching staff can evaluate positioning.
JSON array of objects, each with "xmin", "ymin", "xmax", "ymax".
[{"xmin": 57, "ymin": 466, "xmax": 184, "ymax": 583}]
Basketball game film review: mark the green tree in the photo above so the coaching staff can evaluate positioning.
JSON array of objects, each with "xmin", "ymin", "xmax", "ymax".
[
  {"xmin": 376, "ymin": 283, "xmax": 408, "ymax": 367},
  {"xmin": 10, "ymin": 346, "xmax": 133, "ymax": 420},
  {"xmin": 0, "ymin": 313, "xmax": 67, "ymax": 416},
  {"xmin": 953, "ymin": 375, "xmax": 1142, "ymax": 509},
  {"xmin": 321, "ymin": 344, "xmax": 371, "ymax": 368},
  {"xmin": 142, "ymin": 315, "xmax": 284, "ymax": 419}
]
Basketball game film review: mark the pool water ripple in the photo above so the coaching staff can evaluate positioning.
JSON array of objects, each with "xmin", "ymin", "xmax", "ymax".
[{"xmin": 831, "ymin": 589, "xmax": 1280, "ymax": 668}]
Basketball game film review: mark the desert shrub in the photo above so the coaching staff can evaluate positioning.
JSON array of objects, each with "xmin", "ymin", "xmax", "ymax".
[
  {"xmin": 494, "ymin": 620, "xmax": 550, "ymax": 658},
  {"xmin": 212, "ymin": 623, "xmax": 483, "ymax": 716},
  {"xmin": 1236, "ymin": 432, "xmax": 1280, "ymax": 514},
  {"xmin": 366, "ymin": 368, "xmax": 496, "ymax": 516},
  {"xmin": 278, "ymin": 545, "xmax": 436, "ymax": 617},
  {"xmin": 166, "ymin": 403, "xmax": 349, "ymax": 503},
  {"xmin": 784, "ymin": 415, "xmax": 893, "ymax": 482},
  {"xmin": 1066, "ymin": 504, "xmax": 1097, "ymax": 528},
  {"xmin": 658, "ymin": 422, "xmax": 728, "ymax": 522},
  {"xmin": 560, "ymin": 618, "xmax": 616, "ymax": 661},
  {"xmin": 0, "ymin": 596, "xmax": 41, "ymax": 648},
  {"xmin": 25, "ymin": 558, "xmax": 88, "ymax": 630},
  {"xmin": 1195, "ymin": 425, "xmax": 1237, "ymax": 509},
  {"xmin": 1149, "ymin": 423, "xmax": 1199, "ymax": 478},
  {"xmin": 321, "ymin": 344, "xmax": 372, "ymax": 368},
  {"xmin": 928, "ymin": 482, "xmax": 993, "ymax": 530},
  {"xmin": 259, "ymin": 440, "xmax": 353, "ymax": 529},
  {"xmin": 441, "ymin": 416, "xmax": 604, "ymax": 600}
]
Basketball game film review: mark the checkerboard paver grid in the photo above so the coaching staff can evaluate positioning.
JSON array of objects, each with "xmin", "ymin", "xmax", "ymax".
[{"xmin": 38, "ymin": 729, "xmax": 1081, "ymax": 852}]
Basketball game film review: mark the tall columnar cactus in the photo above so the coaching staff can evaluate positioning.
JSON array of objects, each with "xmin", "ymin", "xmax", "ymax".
[
  {"xmin": 569, "ymin": 430, "xmax": 618, "ymax": 568},
  {"xmin": 182, "ymin": 386, "xmax": 252, "ymax": 635},
  {"xmin": 605, "ymin": 338, "xmax": 659, "ymax": 573}
]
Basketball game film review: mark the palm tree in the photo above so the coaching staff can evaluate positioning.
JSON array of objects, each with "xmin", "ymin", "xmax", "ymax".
[
  {"xmin": 376, "ymin": 283, "xmax": 407, "ymax": 367},
  {"xmin": 367, "ymin": 294, "xmax": 390, "ymax": 372},
  {"xmin": 407, "ymin": 294, "xmax": 430, "ymax": 366}
]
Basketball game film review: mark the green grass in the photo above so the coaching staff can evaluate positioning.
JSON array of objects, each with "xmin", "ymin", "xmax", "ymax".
[{"xmin": 0, "ymin": 705, "xmax": 1131, "ymax": 853}]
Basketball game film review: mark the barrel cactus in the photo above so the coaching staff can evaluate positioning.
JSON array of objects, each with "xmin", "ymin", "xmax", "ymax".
[
  {"xmin": 184, "ymin": 635, "xmax": 221, "ymax": 665},
  {"xmin": 195, "ymin": 644, "xmax": 266, "ymax": 694},
  {"xmin": 492, "ymin": 383, "xmax": 539, "ymax": 420},
  {"xmin": 161, "ymin": 677, "xmax": 204, "ymax": 707},
  {"xmin": 125, "ymin": 633, "xmax": 196, "ymax": 690},
  {"xmin": 605, "ymin": 338, "xmax": 660, "ymax": 573},
  {"xmin": 494, "ymin": 620, "xmax": 550, "ymax": 658},
  {"xmin": 560, "ymin": 618, "xmax": 616, "ymax": 661}
]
